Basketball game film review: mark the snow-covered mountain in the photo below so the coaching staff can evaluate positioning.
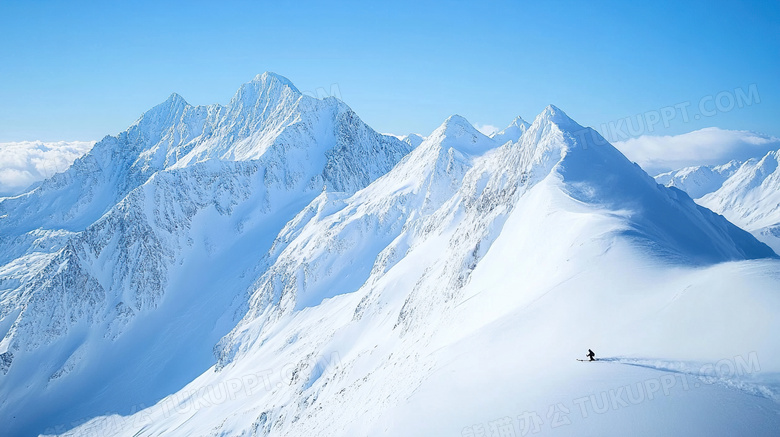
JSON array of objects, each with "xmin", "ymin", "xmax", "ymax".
[
  {"xmin": 396, "ymin": 133, "xmax": 425, "ymax": 148},
  {"xmin": 654, "ymin": 149, "xmax": 780, "ymax": 254},
  {"xmin": 215, "ymin": 114, "xmax": 500, "ymax": 368},
  {"xmin": 0, "ymin": 73, "xmax": 411, "ymax": 436},
  {"xmin": 2, "ymin": 76, "xmax": 779, "ymax": 437},
  {"xmin": 698, "ymin": 150, "xmax": 780, "ymax": 253},
  {"xmin": 490, "ymin": 115, "xmax": 530, "ymax": 146},
  {"xmin": 654, "ymin": 160, "xmax": 742, "ymax": 199}
]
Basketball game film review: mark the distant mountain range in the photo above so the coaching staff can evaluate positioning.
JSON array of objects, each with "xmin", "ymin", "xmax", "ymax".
[{"xmin": 656, "ymin": 150, "xmax": 780, "ymax": 253}]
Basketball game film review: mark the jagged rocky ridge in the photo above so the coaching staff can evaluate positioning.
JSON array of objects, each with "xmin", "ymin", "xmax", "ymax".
[{"xmin": 0, "ymin": 73, "xmax": 411, "ymax": 435}]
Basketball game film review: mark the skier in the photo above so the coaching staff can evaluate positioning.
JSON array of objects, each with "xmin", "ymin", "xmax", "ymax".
[{"xmin": 587, "ymin": 349, "xmax": 596, "ymax": 361}]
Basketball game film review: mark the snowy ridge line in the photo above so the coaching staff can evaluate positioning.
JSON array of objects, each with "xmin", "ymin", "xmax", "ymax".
[
  {"xmin": 600, "ymin": 353, "xmax": 780, "ymax": 402},
  {"xmin": 213, "ymin": 112, "xmax": 509, "ymax": 368}
]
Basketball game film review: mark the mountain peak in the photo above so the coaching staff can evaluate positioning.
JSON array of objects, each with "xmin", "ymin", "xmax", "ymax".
[
  {"xmin": 251, "ymin": 72, "xmax": 300, "ymax": 94},
  {"xmin": 509, "ymin": 115, "xmax": 529, "ymax": 128},
  {"xmin": 435, "ymin": 114, "xmax": 484, "ymax": 139},
  {"xmin": 166, "ymin": 92, "xmax": 188, "ymax": 105},
  {"xmin": 133, "ymin": 91, "xmax": 190, "ymax": 129},
  {"xmin": 491, "ymin": 115, "xmax": 530, "ymax": 145},
  {"xmin": 526, "ymin": 104, "xmax": 584, "ymax": 137},
  {"xmin": 399, "ymin": 133, "xmax": 425, "ymax": 148},
  {"xmin": 426, "ymin": 114, "xmax": 495, "ymax": 156},
  {"xmin": 539, "ymin": 104, "xmax": 572, "ymax": 123},
  {"xmin": 228, "ymin": 72, "xmax": 302, "ymax": 112},
  {"xmin": 442, "ymin": 114, "xmax": 474, "ymax": 129}
]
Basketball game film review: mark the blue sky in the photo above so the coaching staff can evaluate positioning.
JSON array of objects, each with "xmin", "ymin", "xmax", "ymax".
[{"xmin": 0, "ymin": 0, "xmax": 778, "ymax": 142}]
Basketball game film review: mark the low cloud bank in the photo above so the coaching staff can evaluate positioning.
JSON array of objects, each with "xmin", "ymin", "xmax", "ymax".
[
  {"xmin": 0, "ymin": 141, "xmax": 95, "ymax": 196},
  {"xmin": 613, "ymin": 128, "xmax": 780, "ymax": 174}
]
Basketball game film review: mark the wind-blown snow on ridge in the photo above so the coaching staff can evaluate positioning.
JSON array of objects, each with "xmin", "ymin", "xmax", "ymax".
[{"xmin": 547, "ymin": 123, "xmax": 774, "ymax": 263}]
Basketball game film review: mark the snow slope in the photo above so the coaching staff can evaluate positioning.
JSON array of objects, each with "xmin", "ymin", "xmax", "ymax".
[
  {"xmin": 42, "ymin": 104, "xmax": 780, "ymax": 437},
  {"xmin": 0, "ymin": 73, "xmax": 411, "ymax": 436}
]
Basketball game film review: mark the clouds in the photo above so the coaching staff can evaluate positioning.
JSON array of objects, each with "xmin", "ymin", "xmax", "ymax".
[
  {"xmin": 613, "ymin": 128, "xmax": 780, "ymax": 175},
  {"xmin": 0, "ymin": 141, "xmax": 95, "ymax": 196},
  {"xmin": 474, "ymin": 123, "xmax": 499, "ymax": 137}
]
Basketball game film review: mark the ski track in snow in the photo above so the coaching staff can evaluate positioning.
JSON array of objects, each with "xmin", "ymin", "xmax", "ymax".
[{"xmin": 600, "ymin": 357, "xmax": 780, "ymax": 403}]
